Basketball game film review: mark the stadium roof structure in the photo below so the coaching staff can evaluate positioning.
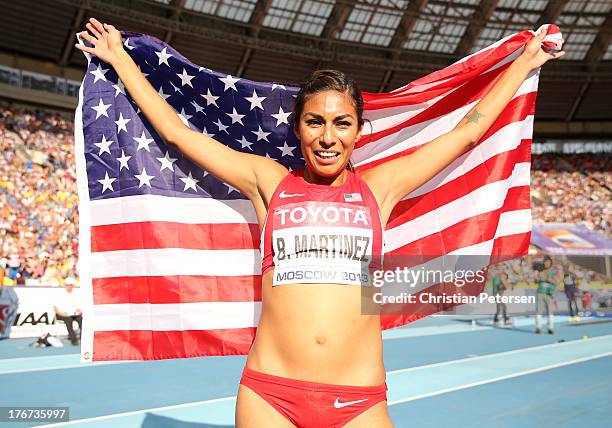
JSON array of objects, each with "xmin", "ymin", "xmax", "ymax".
[{"xmin": 1, "ymin": 0, "xmax": 611, "ymax": 133}]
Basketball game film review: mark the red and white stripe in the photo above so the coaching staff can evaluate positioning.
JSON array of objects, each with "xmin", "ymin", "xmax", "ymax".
[{"xmin": 77, "ymin": 24, "xmax": 561, "ymax": 361}]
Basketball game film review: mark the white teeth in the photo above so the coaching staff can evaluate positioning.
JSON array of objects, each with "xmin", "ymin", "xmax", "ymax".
[{"xmin": 316, "ymin": 151, "xmax": 339, "ymax": 158}]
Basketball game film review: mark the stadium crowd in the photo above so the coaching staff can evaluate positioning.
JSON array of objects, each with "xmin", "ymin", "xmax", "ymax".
[
  {"xmin": 0, "ymin": 105, "xmax": 78, "ymax": 285},
  {"xmin": 531, "ymin": 153, "xmax": 611, "ymax": 236},
  {"xmin": 0, "ymin": 106, "xmax": 610, "ymax": 285}
]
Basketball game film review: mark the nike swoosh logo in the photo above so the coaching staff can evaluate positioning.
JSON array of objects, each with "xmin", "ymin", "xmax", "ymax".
[
  {"xmin": 278, "ymin": 191, "xmax": 305, "ymax": 198},
  {"xmin": 333, "ymin": 398, "xmax": 368, "ymax": 409}
]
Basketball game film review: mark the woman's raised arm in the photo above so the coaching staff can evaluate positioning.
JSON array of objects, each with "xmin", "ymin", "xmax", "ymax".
[
  {"xmin": 76, "ymin": 18, "xmax": 287, "ymax": 201},
  {"xmin": 362, "ymin": 30, "xmax": 564, "ymax": 224}
]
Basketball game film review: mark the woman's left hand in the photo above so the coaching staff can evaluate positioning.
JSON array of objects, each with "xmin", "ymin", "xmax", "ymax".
[{"xmin": 518, "ymin": 30, "xmax": 565, "ymax": 71}]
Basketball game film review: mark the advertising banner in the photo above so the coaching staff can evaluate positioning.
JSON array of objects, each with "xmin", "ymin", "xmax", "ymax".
[
  {"xmin": 7, "ymin": 287, "xmax": 82, "ymax": 338},
  {"xmin": 531, "ymin": 224, "xmax": 612, "ymax": 255}
]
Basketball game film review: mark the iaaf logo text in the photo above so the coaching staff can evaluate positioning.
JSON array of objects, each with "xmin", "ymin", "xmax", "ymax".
[
  {"xmin": 11, "ymin": 311, "xmax": 58, "ymax": 326},
  {"xmin": 274, "ymin": 203, "xmax": 369, "ymax": 226}
]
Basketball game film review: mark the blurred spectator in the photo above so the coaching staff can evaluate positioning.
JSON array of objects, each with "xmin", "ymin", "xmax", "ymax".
[
  {"xmin": 0, "ymin": 263, "xmax": 19, "ymax": 339},
  {"xmin": 535, "ymin": 256, "xmax": 559, "ymax": 335},
  {"xmin": 492, "ymin": 271, "xmax": 512, "ymax": 327},
  {"xmin": 562, "ymin": 262, "xmax": 580, "ymax": 319},
  {"xmin": 52, "ymin": 281, "xmax": 81, "ymax": 345},
  {"xmin": 582, "ymin": 290, "xmax": 592, "ymax": 316}
]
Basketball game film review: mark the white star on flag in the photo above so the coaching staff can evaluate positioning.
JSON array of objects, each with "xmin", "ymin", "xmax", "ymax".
[
  {"xmin": 134, "ymin": 131, "xmax": 154, "ymax": 152},
  {"xmin": 115, "ymin": 112, "xmax": 131, "ymax": 134},
  {"xmin": 112, "ymin": 79, "xmax": 125, "ymax": 97},
  {"xmin": 177, "ymin": 68, "xmax": 195, "ymax": 87},
  {"xmin": 201, "ymin": 89, "xmax": 219, "ymax": 107},
  {"xmin": 252, "ymin": 125, "xmax": 271, "ymax": 142},
  {"xmin": 220, "ymin": 74, "xmax": 240, "ymax": 92},
  {"xmin": 94, "ymin": 135, "xmax": 113, "ymax": 155},
  {"xmin": 202, "ymin": 126, "xmax": 215, "ymax": 138},
  {"xmin": 180, "ymin": 171, "xmax": 199, "ymax": 192},
  {"xmin": 97, "ymin": 171, "xmax": 116, "ymax": 193},
  {"xmin": 158, "ymin": 86, "xmax": 171, "ymax": 100},
  {"xmin": 190, "ymin": 100, "xmax": 205, "ymax": 113},
  {"xmin": 155, "ymin": 47, "xmax": 172, "ymax": 66},
  {"xmin": 90, "ymin": 65, "xmax": 108, "ymax": 83},
  {"xmin": 224, "ymin": 182, "xmax": 239, "ymax": 194},
  {"xmin": 277, "ymin": 141, "xmax": 296, "ymax": 157},
  {"xmin": 170, "ymin": 81, "xmax": 183, "ymax": 95},
  {"xmin": 245, "ymin": 90, "xmax": 266, "ymax": 110},
  {"xmin": 157, "ymin": 152, "xmax": 178, "ymax": 172},
  {"xmin": 271, "ymin": 107, "xmax": 291, "ymax": 126},
  {"xmin": 91, "ymin": 98, "xmax": 111, "ymax": 119},
  {"xmin": 117, "ymin": 150, "xmax": 131, "ymax": 171},
  {"xmin": 214, "ymin": 119, "xmax": 229, "ymax": 134},
  {"xmin": 271, "ymin": 84, "xmax": 286, "ymax": 91},
  {"xmin": 177, "ymin": 108, "xmax": 192, "ymax": 127},
  {"xmin": 237, "ymin": 136, "xmax": 253, "ymax": 150},
  {"xmin": 123, "ymin": 37, "xmax": 134, "ymax": 50},
  {"xmin": 226, "ymin": 108, "xmax": 245, "ymax": 125},
  {"xmin": 135, "ymin": 167, "xmax": 155, "ymax": 188}
]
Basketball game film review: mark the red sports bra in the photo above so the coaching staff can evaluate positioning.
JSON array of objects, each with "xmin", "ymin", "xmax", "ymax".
[{"xmin": 260, "ymin": 169, "xmax": 384, "ymax": 286}]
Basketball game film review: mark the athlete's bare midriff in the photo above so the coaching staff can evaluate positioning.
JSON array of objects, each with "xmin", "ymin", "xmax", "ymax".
[{"xmin": 246, "ymin": 270, "xmax": 385, "ymax": 386}]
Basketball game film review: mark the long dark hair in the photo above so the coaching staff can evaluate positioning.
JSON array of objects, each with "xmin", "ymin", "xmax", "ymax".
[{"xmin": 292, "ymin": 70, "xmax": 364, "ymax": 172}]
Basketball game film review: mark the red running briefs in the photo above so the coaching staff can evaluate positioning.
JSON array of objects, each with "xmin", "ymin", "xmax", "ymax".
[{"xmin": 240, "ymin": 366, "xmax": 388, "ymax": 427}]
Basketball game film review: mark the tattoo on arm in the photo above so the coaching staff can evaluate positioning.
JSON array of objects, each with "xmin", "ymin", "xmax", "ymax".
[{"xmin": 465, "ymin": 109, "xmax": 485, "ymax": 124}]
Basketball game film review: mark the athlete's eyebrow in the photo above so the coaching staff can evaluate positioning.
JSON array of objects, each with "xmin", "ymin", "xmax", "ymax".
[{"xmin": 303, "ymin": 112, "xmax": 355, "ymax": 120}]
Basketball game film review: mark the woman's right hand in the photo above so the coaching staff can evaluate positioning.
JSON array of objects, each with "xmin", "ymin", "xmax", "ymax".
[{"xmin": 75, "ymin": 17, "xmax": 125, "ymax": 65}]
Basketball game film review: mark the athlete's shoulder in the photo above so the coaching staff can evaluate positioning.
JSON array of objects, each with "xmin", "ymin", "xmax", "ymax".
[
  {"xmin": 356, "ymin": 166, "xmax": 384, "ymax": 194},
  {"xmin": 350, "ymin": 168, "xmax": 368, "ymax": 182},
  {"xmin": 264, "ymin": 169, "xmax": 304, "ymax": 204}
]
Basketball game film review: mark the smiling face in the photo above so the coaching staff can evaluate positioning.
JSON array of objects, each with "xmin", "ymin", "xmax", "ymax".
[{"xmin": 294, "ymin": 90, "xmax": 362, "ymax": 185}]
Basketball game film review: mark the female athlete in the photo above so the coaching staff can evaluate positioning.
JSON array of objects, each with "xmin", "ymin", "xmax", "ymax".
[{"xmin": 77, "ymin": 18, "xmax": 563, "ymax": 427}]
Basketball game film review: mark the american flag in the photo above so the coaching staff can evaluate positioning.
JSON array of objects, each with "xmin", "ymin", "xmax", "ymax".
[{"xmin": 76, "ymin": 26, "xmax": 563, "ymax": 362}]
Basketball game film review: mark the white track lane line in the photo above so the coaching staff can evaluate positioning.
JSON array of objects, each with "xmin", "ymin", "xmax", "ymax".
[
  {"xmin": 37, "ymin": 334, "xmax": 612, "ymax": 427},
  {"xmin": 387, "ymin": 351, "xmax": 612, "ymax": 405},
  {"xmin": 387, "ymin": 333, "xmax": 612, "ymax": 374},
  {"xmin": 36, "ymin": 396, "xmax": 237, "ymax": 427}
]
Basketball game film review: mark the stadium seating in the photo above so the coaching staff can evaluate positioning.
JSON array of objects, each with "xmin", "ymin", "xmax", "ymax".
[
  {"xmin": 531, "ymin": 154, "xmax": 610, "ymax": 236},
  {"xmin": 1, "ymin": 105, "xmax": 78, "ymax": 285}
]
